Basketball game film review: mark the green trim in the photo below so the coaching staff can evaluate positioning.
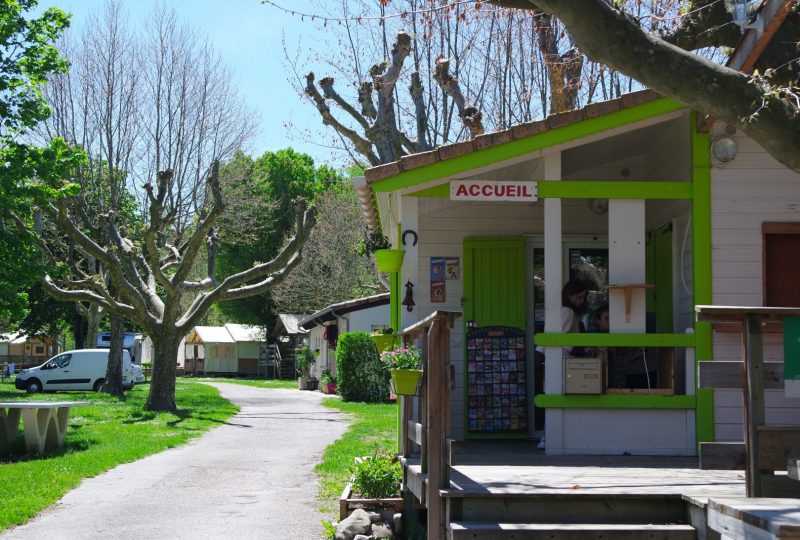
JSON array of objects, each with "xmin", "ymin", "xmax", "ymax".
[
  {"xmin": 691, "ymin": 112, "xmax": 715, "ymax": 445},
  {"xmin": 537, "ymin": 181, "xmax": 692, "ymax": 200},
  {"xmin": 407, "ymin": 184, "xmax": 450, "ymax": 197},
  {"xmin": 372, "ymin": 98, "xmax": 686, "ymax": 193},
  {"xmin": 535, "ymin": 394, "xmax": 696, "ymax": 409},
  {"xmin": 406, "ymin": 180, "xmax": 693, "ymax": 200},
  {"xmin": 534, "ymin": 333, "xmax": 695, "ymax": 347}
]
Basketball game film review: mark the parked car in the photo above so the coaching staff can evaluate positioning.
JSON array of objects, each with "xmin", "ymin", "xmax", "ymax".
[
  {"xmin": 131, "ymin": 363, "xmax": 145, "ymax": 385},
  {"xmin": 15, "ymin": 349, "xmax": 132, "ymax": 393}
]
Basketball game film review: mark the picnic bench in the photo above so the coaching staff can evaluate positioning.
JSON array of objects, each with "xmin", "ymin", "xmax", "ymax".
[{"xmin": 0, "ymin": 401, "xmax": 89, "ymax": 453}]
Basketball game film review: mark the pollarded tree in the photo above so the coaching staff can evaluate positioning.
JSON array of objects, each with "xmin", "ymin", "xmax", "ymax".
[
  {"xmin": 487, "ymin": 0, "xmax": 800, "ymax": 173},
  {"xmin": 28, "ymin": 163, "xmax": 316, "ymax": 412}
]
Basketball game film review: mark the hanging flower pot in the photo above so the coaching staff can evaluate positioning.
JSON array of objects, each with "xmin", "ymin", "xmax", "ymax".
[
  {"xmin": 374, "ymin": 249, "xmax": 405, "ymax": 273},
  {"xmin": 371, "ymin": 333, "xmax": 397, "ymax": 353},
  {"xmin": 390, "ymin": 368, "xmax": 423, "ymax": 396}
]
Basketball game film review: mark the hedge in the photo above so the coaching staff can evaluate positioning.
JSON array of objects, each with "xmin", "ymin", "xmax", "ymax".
[{"xmin": 336, "ymin": 332, "xmax": 390, "ymax": 403}]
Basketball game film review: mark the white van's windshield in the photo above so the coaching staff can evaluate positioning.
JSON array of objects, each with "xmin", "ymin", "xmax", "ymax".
[{"xmin": 46, "ymin": 353, "xmax": 72, "ymax": 369}]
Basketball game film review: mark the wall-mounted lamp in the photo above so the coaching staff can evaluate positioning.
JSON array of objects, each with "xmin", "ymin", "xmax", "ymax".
[
  {"xmin": 402, "ymin": 281, "xmax": 415, "ymax": 312},
  {"xmin": 711, "ymin": 136, "xmax": 738, "ymax": 163}
]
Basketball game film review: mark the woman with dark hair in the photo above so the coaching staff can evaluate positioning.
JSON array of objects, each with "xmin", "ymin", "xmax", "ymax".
[
  {"xmin": 561, "ymin": 279, "xmax": 589, "ymax": 336},
  {"xmin": 538, "ymin": 279, "xmax": 590, "ymax": 449}
]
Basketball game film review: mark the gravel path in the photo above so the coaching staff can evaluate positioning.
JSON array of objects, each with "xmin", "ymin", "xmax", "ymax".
[{"xmin": 2, "ymin": 383, "xmax": 348, "ymax": 540}]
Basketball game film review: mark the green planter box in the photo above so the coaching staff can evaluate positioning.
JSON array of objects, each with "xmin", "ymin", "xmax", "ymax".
[
  {"xmin": 374, "ymin": 249, "xmax": 404, "ymax": 273},
  {"xmin": 390, "ymin": 369, "xmax": 423, "ymax": 396}
]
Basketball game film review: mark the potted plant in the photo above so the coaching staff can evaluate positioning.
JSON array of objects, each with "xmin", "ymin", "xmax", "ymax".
[
  {"xmin": 370, "ymin": 327, "xmax": 397, "ymax": 353},
  {"xmin": 295, "ymin": 346, "xmax": 317, "ymax": 390},
  {"xmin": 381, "ymin": 345, "xmax": 423, "ymax": 395},
  {"xmin": 356, "ymin": 228, "xmax": 404, "ymax": 273},
  {"xmin": 320, "ymin": 369, "xmax": 337, "ymax": 395}
]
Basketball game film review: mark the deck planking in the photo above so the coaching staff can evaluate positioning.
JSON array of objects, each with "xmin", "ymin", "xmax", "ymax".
[{"xmin": 408, "ymin": 442, "xmax": 746, "ymax": 506}]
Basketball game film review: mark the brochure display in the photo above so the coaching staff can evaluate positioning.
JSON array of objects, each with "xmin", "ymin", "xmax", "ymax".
[{"xmin": 466, "ymin": 326, "xmax": 527, "ymax": 434}]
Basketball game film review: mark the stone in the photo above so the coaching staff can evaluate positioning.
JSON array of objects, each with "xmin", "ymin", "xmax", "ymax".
[
  {"xmin": 393, "ymin": 513, "xmax": 403, "ymax": 535},
  {"xmin": 372, "ymin": 523, "xmax": 394, "ymax": 538},
  {"xmin": 367, "ymin": 511, "xmax": 382, "ymax": 523},
  {"xmin": 336, "ymin": 509, "xmax": 373, "ymax": 540},
  {"xmin": 380, "ymin": 509, "xmax": 395, "ymax": 524},
  {"xmin": 353, "ymin": 536, "xmax": 371, "ymax": 540}
]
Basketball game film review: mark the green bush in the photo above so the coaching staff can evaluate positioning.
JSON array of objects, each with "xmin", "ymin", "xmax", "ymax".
[
  {"xmin": 351, "ymin": 447, "xmax": 402, "ymax": 499},
  {"xmin": 336, "ymin": 332, "xmax": 389, "ymax": 403}
]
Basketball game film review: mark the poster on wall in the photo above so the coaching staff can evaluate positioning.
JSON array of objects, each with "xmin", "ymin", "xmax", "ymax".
[
  {"xmin": 431, "ymin": 257, "xmax": 446, "ymax": 302},
  {"xmin": 445, "ymin": 258, "xmax": 459, "ymax": 280},
  {"xmin": 431, "ymin": 281, "xmax": 445, "ymax": 303}
]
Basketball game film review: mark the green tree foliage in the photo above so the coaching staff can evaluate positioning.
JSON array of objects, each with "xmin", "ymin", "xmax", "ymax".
[
  {"xmin": 0, "ymin": 0, "xmax": 85, "ymax": 321},
  {"xmin": 335, "ymin": 332, "xmax": 390, "ymax": 404},
  {"xmin": 216, "ymin": 148, "xmax": 343, "ymax": 324},
  {"xmin": 271, "ymin": 186, "xmax": 382, "ymax": 314}
]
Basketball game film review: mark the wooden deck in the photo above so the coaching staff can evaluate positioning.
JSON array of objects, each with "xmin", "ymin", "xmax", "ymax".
[
  {"xmin": 410, "ymin": 441, "xmax": 745, "ymax": 502},
  {"xmin": 403, "ymin": 442, "xmax": 750, "ymax": 538}
]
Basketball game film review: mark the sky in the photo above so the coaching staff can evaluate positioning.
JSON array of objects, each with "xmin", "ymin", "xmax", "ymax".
[{"xmin": 36, "ymin": 0, "xmax": 335, "ymax": 165}]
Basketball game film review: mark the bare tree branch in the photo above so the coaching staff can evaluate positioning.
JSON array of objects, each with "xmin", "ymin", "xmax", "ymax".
[{"xmin": 433, "ymin": 57, "xmax": 485, "ymax": 137}]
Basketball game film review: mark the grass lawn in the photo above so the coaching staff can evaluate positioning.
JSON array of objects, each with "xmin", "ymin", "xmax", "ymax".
[
  {"xmin": 0, "ymin": 378, "xmax": 238, "ymax": 532},
  {"xmin": 315, "ymin": 399, "xmax": 399, "ymax": 515},
  {"xmin": 194, "ymin": 377, "xmax": 298, "ymax": 390}
]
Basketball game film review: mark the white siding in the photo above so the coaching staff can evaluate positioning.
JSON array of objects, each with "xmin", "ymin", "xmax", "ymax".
[{"xmin": 710, "ymin": 124, "xmax": 800, "ymax": 439}]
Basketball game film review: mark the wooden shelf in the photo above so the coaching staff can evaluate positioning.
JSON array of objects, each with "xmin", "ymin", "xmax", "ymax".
[{"xmin": 606, "ymin": 284, "xmax": 654, "ymax": 322}]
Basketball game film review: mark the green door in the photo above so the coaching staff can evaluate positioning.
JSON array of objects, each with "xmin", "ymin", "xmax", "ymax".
[
  {"xmin": 463, "ymin": 238, "xmax": 528, "ymax": 438},
  {"xmin": 463, "ymin": 238, "xmax": 527, "ymax": 328}
]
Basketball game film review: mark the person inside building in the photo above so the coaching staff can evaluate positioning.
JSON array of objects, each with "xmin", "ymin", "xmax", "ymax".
[
  {"xmin": 538, "ymin": 279, "xmax": 590, "ymax": 449},
  {"xmin": 561, "ymin": 279, "xmax": 589, "ymax": 356}
]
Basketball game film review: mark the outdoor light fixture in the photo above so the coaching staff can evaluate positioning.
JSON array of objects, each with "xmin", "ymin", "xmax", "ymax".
[
  {"xmin": 711, "ymin": 136, "xmax": 738, "ymax": 162},
  {"xmin": 402, "ymin": 281, "xmax": 415, "ymax": 312},
  {"xmin": 724, "ymin": 0, "xmax": 761, "ymax": 31}
]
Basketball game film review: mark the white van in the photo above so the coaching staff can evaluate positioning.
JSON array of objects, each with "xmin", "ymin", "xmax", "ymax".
[{"xmin": 15, "ymin": 349, "xmax": 132, "ymax": 393}]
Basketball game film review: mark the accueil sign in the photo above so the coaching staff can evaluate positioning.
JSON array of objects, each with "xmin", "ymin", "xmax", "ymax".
[{"xmin": 450, "ymin": 180, "xmax": 538, "ymax": 202}]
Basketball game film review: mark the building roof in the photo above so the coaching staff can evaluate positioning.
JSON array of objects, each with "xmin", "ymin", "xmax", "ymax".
[
  {"xmin": 188, "ymin": 326, "xmax": 236, "ymax": 344},
  {"xmin": 299, "ymin": 293, "xmax": 390, "ymax": 330},
  {"xmin": 271, "ymin": 314, "xmax": 310, "ymax": 337},
  {"xmin": 364, "ymin": 89, "xmax": 661, "ymax": 185},
  {"xmin": 224, "ymin": 323, "xmax": 265, "ymax": 342}
]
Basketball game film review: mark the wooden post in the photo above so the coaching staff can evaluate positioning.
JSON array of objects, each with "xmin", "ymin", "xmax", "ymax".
[
  {"xmin": 743, "ymin": 314, "xmax": 765, "ymax": 497},
  {"xmin": 426, "ymin": 317, "xmax": 448, "ymax": 540}
]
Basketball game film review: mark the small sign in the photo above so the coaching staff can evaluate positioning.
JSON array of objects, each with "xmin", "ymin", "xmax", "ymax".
[{"xmin": 451, "ymin": 180, "xmax": 537, "ymax": 202}]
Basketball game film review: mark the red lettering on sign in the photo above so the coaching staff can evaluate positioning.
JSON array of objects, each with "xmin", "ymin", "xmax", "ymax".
[
  {"xmin": 522, "ymin": 185, "xmax": 530, "ymax": 197},
  {"xmin": 469, "ymin": 185, "xmax": 480, "ymax": 196},
  {"xmin": 507, "ymin": 185, "xmax": 516, "ymax": 197},
  {"xmin": 455, "ymin": 184, "xmax": 468, "ymax": 196}
]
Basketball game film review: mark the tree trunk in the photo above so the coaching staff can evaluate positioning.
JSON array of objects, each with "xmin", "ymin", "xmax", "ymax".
[
  {"xmin": 103, "ymin": 312, "xmax": 125, "ymax": 397},
  {"xmin": 145, "ymin": 331, "xmax": 179, "ymax": 412},
  {"xmin": 72, "ymin": 310, "xmax": 88, "ymax": 349},
  {"xmin": 85, "ymin": 304, "xmax": 103, "ymax": 349}
]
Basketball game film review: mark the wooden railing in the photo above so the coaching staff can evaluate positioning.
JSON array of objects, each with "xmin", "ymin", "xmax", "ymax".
[
  {"xmin": 400, "ymin": 310, "xmax": 460, "ymax": 540},
  {"xmin": 696, "ymin": 305, "xmax": 800, "ymax": 497}
]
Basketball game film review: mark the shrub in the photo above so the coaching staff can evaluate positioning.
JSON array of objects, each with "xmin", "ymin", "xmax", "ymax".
[
  {"xmin": 295, "ymin": 346, "xmax": 316, "ymax": 378},
  {"xmin": 336, "ymin": 332, "xmax": 390, "ymax": 403},
  {"xmin": 351, "ymin": 447, "xmax": 402, "ymax": 499}
]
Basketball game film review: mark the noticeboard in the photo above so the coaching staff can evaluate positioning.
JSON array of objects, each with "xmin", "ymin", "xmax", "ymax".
[{"xmin": 466, "ymin": 326, "xmax": 527, "ymax": 434}]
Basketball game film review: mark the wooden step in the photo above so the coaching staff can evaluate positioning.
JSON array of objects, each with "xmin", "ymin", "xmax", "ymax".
[
  {"xmin": 449, "ymin": 522, "xmax": 696, "ymax": 540},
  {"xmin": 444, "ymin": 491, "xmax": 686, "ymax": 524}
]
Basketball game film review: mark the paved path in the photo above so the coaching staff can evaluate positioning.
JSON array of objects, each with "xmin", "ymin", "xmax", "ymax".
[{"xmin": 2, "ymin": 383, "xmax": 348, "ymax": 540}]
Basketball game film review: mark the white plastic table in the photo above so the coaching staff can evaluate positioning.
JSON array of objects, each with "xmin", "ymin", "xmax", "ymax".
[{"xmin": 0, "ymin": 401, "xmax": 90, "ymax": 453}]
